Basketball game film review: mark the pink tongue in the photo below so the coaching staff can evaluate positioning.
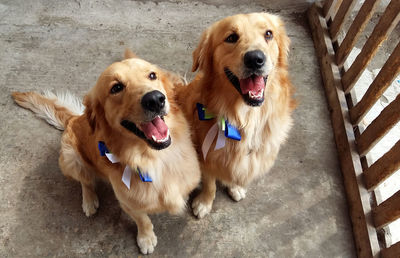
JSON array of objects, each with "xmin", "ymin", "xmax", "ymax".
[
  {"xmin": 239, "ymin": 76, "xmax": 265, "ymax": 95},
  {"xmin": 140, "ymin": 116, "xmax": 169, "ymax": 141}
]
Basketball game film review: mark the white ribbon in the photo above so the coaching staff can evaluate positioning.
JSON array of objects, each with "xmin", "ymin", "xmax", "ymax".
[
  {"xmin": 105, "ymin": 152, "xmax": 119, "ymax": 163},
  {"xmin": 202, "ymin": 122, "xmax": 226, "ymax": 160},
  {"xmin": 104, "ymin": 152, "xmax": 131, "ymax": 189},
  {"xmin": 215, "ymin": 125, "xmax": 226, "ymax": 150},
  {"xmin": 122, "ymin": 166, "xmax": 132, "ymax": 189}
]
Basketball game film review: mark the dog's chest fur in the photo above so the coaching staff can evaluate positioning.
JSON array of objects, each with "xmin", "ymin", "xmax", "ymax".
[
  {"xmin": 205, "ymin": 100, "xmax": 292, "ymax": 187},
  {"xmin": 109, "ymin": 130, "xmax": 200, "ymax": 214}
]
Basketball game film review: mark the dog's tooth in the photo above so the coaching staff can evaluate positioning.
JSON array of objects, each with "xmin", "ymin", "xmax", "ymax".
[
  {"xmin": 152, "ymin": 135, "xmax": 157, "ymax": 141},
  {"xmin": 154, "ymin": 131, "xmax": 170, "ymax": 143},
  {"xmin": 248, "ymin": 89, "xmax": 263, "ymax": 100},
  {"xmin": 161, "ymin": 131, "xmax": 170, "ymax": 142}
]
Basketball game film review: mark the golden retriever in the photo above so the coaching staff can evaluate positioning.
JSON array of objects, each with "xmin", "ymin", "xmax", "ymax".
[
  {"xmin": 177, "ymin": 13, "xmax": 296, "ymax": 218},
  {"xmin": 12, "ymin": 50, "xmax": 201, "ymax": 254}
]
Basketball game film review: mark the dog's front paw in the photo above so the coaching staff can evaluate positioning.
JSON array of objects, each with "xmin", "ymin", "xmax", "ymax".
[
  {"xmin": 192, "ymin": 197, "xmax": 212, "ymax": 219},
  {"xmin": 228, "ymin": 186, "xmax": 247, "ymax": 202},
  {"xmin": 82, "ymin": 195, "xmax": 99, "ymax": 217},
  {"xmin": 137, "ymin": 231, "xmax": 157, "ymax": 254}
]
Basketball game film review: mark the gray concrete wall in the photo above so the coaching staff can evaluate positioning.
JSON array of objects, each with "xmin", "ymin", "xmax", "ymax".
[{"xmin": 150, "ymin": 0, "xmax": 315, "ymax": 11}]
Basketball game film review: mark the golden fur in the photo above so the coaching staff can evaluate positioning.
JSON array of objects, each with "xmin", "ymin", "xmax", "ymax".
[
  {"xmin": 177, "ymin": 13, "xmax": 296, "ymax": 218},
  {"xmin": 12, "ymin": 51, "xmax": 201, "ymax": 254}
]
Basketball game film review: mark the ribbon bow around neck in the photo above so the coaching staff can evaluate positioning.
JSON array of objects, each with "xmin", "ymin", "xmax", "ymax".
[
  {"xmin": 196, "ymin": 103, "xmax": 241, "ymax": 160},
  {"xmin": 98, "ymin": 141, "xmax": 152, "ymax": 189}
]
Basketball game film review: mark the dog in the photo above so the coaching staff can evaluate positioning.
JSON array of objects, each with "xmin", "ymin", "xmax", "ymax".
[
  {"xmin": 176, "ymin": 13, "xmax": 296, "ymax": 218},
  {"xmin": 12, "ymin": 50, "xmax": 201, "ymax": 254}
]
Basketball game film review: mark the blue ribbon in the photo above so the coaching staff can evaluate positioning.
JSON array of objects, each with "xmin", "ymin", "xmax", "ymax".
[
  {"xmin": 196, "ymin": 103, "xmax": 241, "ymax": 141},
  {"xmin": 137, "ymin": 167, "xmax": 152, "ymax": 182},
  {"xmin": 98, "ymin": 141, "xmax": 109, "ymax": 156},
  {"xmin": 196, "ymin": 103, "xmax": 214, "ymax": 120},
  {"xmin": 225, "ymin": 122, "xmax": 241, "ymax": 141}
]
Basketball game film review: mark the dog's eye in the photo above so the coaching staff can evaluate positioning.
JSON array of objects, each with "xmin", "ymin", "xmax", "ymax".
[
  {"xmin": 265, "ymin": 30, "xmax": 273, "ymax": 40},
  {"xmin": 225, "ymin": 33, "xmax": 239, "ymax": 43},
  {"xmin": 149, "ymin": 72, "xmax": 157, "ymax": 80},
  {"xmin": 110, "ymin": 83, "xmax": 124, "ymax": 94}
]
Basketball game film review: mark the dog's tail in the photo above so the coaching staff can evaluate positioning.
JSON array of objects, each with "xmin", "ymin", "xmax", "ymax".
[{"xmin": 12, "ymin": 91, "xmax": 84, "ymax": 130}]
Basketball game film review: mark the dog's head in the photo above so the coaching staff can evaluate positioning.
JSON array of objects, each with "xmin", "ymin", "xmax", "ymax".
[
  {"xmin": 84, "ymin": 57, "xmax": 178, "ymax": 150},
  {"xmin": 192, "ymin": 13, "xmax": 290, "ymax": 106}
]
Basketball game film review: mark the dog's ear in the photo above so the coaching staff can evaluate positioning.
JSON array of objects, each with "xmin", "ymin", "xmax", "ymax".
[
  {"xmin": 83, "ymin": 92, "xmax": 97, "ymax": 132},
  {"xmin": 161, "ymin": 68, "xmax": 186, "ymax": 87},
  {"xmin": 124, "ymin": 48, "xmax": 138, "ymax": 60},
  {"xmin": 277, "ymin": 27, "xmax": 290, "ymax": 69},
  {"xmin": 271, "ymin": 15, "xmax": 290, "ymax": 69},
  {"xmin": 192, "ymin": 28, "xmax": 213, "ymax": 72}
]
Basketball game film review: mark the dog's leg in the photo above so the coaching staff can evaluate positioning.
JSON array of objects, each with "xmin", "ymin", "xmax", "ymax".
[
  {"xmin": 120, "ymin": 204, "xmax": 157, "ymax": 254},
  {"xmin": 80, "ymin": 181, "xmax": 99, "ymax": 217},
  {"xmin": 192, "ymin": 173, "xmax": 216, "ymax": 219},
  {"xmin": 228, "ymin": 185, "xmax": 247, "ymax": 202},
  {"xmin": 59, "ymin": 137, "xmax": 99, "ymax": 217}
]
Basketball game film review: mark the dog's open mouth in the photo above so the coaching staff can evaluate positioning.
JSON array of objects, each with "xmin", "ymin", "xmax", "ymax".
[
  {"xmin": 224, "ymin": 68, "xmax": 267, "ymax": 106},
  {"xmin": 121, "ymin": 116, "xmax": 171, "ymax": 150}
]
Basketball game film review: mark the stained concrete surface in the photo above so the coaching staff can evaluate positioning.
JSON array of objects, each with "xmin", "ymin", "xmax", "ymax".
[{"xmin": 0, "ymin": 1, "xmax": 356, "ymax": 257}]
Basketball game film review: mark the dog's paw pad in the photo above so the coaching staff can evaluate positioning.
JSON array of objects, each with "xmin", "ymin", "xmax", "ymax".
[
  {"xmin": 137, "ymin": 232, "xmax": 157, "ymax": 254},
  {"xmin": 82, "ymin": 196, "xmax": 99, "ymax": 217},
  {"xmin": 192, "ymin": 198, "xmax": 212, "ymax": 219},
  {"xmin": 228, "ymin": 186, "xmax": 247, "ymax": 202}
]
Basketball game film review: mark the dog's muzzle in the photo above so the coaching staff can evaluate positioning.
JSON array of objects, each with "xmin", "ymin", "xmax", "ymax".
[
  {"xmin": 224, "ymin": 67, "xmax": 267, "ymax": 107},
  {"xmin": 224, "ymin": 50, "xmax": 269, "ymax": 106},
  {"xmin": 121, "ymin": 90, "xmax": 171, "ymax": 150}
]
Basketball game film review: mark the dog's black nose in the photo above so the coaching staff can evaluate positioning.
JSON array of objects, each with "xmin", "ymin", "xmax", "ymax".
[
  {"xmin": 244, "ymin": 50, "xmax": 266, "ymax": 70},
  {"xmin": 141, "ymin": 90, "xmax": 166, "ymax": 113}
]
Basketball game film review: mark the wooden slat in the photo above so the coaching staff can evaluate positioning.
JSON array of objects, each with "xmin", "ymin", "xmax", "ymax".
[
  {"xmin": 342, "ymin": 0, "xmax": 400, "ymax": 93},
  {"xmin": 336, "ymin": 0, "xmax": 381, "ymax": 66},
  {"xmin": 356, "ymin": 93, "xmax": 400, "ymax": 157},
  {"xmin": 324, "ymin": 0, "xmax": 342, "ymax": 20},
  {"xmin": 372, "ymin": 189, "xmax": 400, "ymax": 229},
  {"xmin": 323, "ymin": 0, "xmax": 335, "ymax": 18},
  {"xmin": 381, "ymin": 240, "xmax": 400, "ymax": 258},
  {"xmin": 329, "ymin": 0, "xmax": 357, "ymax": 42},
  {"xmin": 308, "ymin": 4, "xmax": 379, "ymax": 257},
  {"xmin": 349, "ymin": 41, "xmax": 400, "ymax": 125},
  {"xmin": 364, "ymin": 140, "xmax": 400, "ymax": 191}
]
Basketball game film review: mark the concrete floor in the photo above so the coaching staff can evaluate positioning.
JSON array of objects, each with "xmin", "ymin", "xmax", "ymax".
[{"xmin": 0, "ymin": 1, "xmax": 356, "ymax": 257}]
